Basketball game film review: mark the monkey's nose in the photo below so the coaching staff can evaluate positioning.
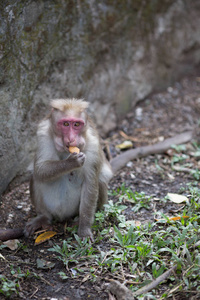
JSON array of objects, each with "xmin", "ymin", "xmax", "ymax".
[{"xmin": 65, "ymin": 138, "xmax": 75, "ymax": 147}]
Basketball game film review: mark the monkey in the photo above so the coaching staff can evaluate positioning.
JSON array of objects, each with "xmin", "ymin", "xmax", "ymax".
[
  {"xmin": 0, "ymin": 98, "xmax": 193, "ymax": 241},
  {"xmin": 24, "ymin": 98, "xmax": 113, "ymax": 239}
]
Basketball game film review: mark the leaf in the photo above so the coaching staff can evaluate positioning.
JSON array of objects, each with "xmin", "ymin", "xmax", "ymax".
[
  {"xmin": 125, "ymin": 220, "xmax": 141, "ymax": 227},
  {"xmin": 82, "ymin": 274, "xmax": 90, "ymax": 283},
  {"xmin": 155, "ymin": 216, "xmax": 189, "ymax": 222},
  {"xmin": 35, "ymin": 231, "xmax": 57, "ymax": 245},
  {"xmin": 135, "ymin": 220, "xmax": 141, "ymax": 226},
  {"xmin": 167, "ymin": 193, "xmax": 189, "ymax": 204},
  {"xmin": 58, "ymin": 271, "xmax": 69, "ymax": 280},
  {"xmin": 115, "ymin": 140, "xmax": 133, "ymax": 150},
  {"xmin": 3, "ymin": 239, "xmax": 19, "ymax": 250},
  {"xmin": 36, "ymin": 258, "xmax": 55, "ymax": 269},
  {"xmin": 169, "ymin": 216, "xmax": 189, "ymax": 221}
]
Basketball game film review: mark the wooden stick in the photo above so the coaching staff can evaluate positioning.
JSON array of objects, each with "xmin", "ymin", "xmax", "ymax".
[
  {"xmin": 108, "ymin": 265, "xmax": 177, "ymax": 299},
  {"xmin": 132, "ymin": 265, "xmax": 177, "ymax": 296},
  {"xmin": 108, "ymin": 280, "xmax": 135, "ymax": 300},
  {"xmin": 119, "ymin": 130, "xmax": 140, "ymax": 142}
]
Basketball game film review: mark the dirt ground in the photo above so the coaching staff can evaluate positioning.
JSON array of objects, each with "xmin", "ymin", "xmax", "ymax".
[{"xmin": 0, "ymin": 74, "xmax": 200, "ymax": 299}]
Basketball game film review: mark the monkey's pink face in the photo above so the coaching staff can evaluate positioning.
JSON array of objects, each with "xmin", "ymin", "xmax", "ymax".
[{"xmin": 55, "ymin": 118, "xmax": 85, "ymax": 151}]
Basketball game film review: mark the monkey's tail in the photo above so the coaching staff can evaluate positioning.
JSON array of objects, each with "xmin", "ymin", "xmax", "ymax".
[
  {"xmin": 110, "ymin": 130, "xmax": 194, "ymax": 174},
  {"xmin": 0, "ymin": 228, "xmax": 24, "ymax": 241}
]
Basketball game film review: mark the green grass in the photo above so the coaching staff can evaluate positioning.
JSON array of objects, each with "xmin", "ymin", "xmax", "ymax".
[
  {"xmin": 0, "ymin": 275, "xmax": 19, "ymax": 298},
  {"xmin": 0, "ymin": 266, "xmax": 39, "ymax": 298},
  {"xmin": 1, "ymin": 143, "xmax": 200, "ymax": 299},
  {"xmin": 1, "ymin": 182, "xmax": 199, "ymax": 298},
  {"xmin": 47, "ymin": 182, "xmax": 200, "ymax": 298}
]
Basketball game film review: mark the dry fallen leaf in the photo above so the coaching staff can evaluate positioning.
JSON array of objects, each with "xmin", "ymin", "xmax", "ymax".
[
  {"xmin": 82, "ymin": 274, "xmax": 90, "ymax": 283},
  {"xmin": 36, "ymin": 258, "xmax": 55, "ymax": 269},
  {"xmin": 3, "ymin": 239, "xmax": 20, "ymax": 250},
  {"xmin": 155, "ymin": 216, "xmax": 189, "ymax": 222},
  {"xmin": 125, "ymin": 220, "xmax": 141, "ymax": 227},
  {"xmin": 167, "ymin": 193, "xmax": 189, "ymax": 204},
  {"xmin": 115, "ymin": 140, "xmax": 133, "ymax": 150},
  {"xmin": 35, "ymin": 231, "xmax": 57, "ymax": 245},
  {"xmin": 169, "ymin": 216, "xmax": 189, "ymax": 221}
]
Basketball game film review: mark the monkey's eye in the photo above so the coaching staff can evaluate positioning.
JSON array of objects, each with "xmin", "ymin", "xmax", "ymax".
[
  {"xmin": 74, "ymin": 122, "xmax": 80, "ymax": 127},
  {"xmin": 63, "ymin": 122, "xmax": 69, "ymax": 126}
]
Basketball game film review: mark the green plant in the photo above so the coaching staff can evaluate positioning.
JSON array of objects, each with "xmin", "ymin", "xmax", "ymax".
[
  {"xmin": 104, "ymin": 200, "xmax": 127, "ymax": 221},
  {"xmin": 45, "ymin": 182, "xmax": 200, "ymax": 299},
  {"xmin": 113, "ymin": 225, "xmax": 140, "ymax": 247},
  {"xmin": 48, "ymin": 239, "xmax": 74, "ymax": 268},
  {"xmin": 190, "ymin": 169, "xmax": 200, "ymax": 180},
  {"xmin": 111, "ymin": 184, "xmax": 152, "ymax": 212},
  {"xmin": 152, "ymin": 262, "xmax": 166, "ymax": 278},
  {"xmin": 48, "ymin": 236, "xmax": 96, "ymax": 270},
  {"xmin": 171, "ymin": 144, "xmax": 187, "ymax": 152},
  {"xmin": 0, "ymin": 276, "xmax": 19, "ymax": 297}
]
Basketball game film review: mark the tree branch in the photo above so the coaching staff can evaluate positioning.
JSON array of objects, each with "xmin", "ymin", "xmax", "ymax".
[{"xmin": 108, "ymin": 265, "xmax": 177, "ymax": 299}]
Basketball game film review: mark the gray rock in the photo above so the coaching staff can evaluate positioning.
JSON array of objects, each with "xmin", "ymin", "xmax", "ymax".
[{"xmin": 0, "ymin": 1, "xmax": 200, "ymax": 193}]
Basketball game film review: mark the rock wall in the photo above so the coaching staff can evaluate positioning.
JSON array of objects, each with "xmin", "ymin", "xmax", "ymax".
[{"xmin": 0, "ymin": 0, "xmax": 200, "ymax": 194}]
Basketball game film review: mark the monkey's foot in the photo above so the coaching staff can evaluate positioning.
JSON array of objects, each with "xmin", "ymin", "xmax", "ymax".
[{"xmin": 78, "ymin": 226, "xmax": 94, "ymax": 242}]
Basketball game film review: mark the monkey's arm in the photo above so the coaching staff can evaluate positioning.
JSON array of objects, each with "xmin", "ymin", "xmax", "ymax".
[{"xmin": 34, "ymin": 152, "xmax": 85, "ymax": 181}]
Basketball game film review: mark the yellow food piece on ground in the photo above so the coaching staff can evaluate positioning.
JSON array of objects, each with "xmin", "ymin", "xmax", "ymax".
[{"xmin": 69, "ymin": 146, "xmax": 80, "ymax": 153}]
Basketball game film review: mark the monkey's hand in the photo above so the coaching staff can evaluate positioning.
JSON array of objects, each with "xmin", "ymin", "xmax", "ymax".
[
  {"xmin": 67, "ymin": 152, "xmax": 85, "ymax": 169},
  {"xmin": 24, "ymin": 215, "xmax": 52, "ymax": 237}
]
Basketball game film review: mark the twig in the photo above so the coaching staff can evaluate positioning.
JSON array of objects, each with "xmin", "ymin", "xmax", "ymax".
[
  {"xmin": 160, "ymin": 283, "xmax": 183, "ymax": 300},
  {"xmin": 93, "ymin": 252, "xmax": 108, "ymax": 275},
  {"xmin": 132, "ymin": 265, "xmax": 177, "ymax": 296},
  {"xmin": 40, "ymin": 275, "xmax": 54, "ymax": 286},
  {"xmin": 30, "ymin": 286, "xmax": 39, "ymax": 298},
  {"xmin": 172, "ymin": 165, "xmax": 193, "ymax": 173},
  {"xmin": 108, "ymin": 279, "xmax": 135, "ymax": 300},
  {"xmin": 119, "ymin": 130, "xmax": 140, "ymax": 142},
  {"xmin": 108, "ymin": 265, "xmax": 177, "ymax": 300},
  {"xmin": 104, "ymin": 142, "xmax": 112, "ymax": 161}
]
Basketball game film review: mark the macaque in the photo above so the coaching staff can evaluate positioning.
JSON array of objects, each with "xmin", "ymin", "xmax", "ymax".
[
  {"xmin": 24, "ymin": 98, "xmax": 113, "ymax": 239},
  {"xmin": 0, "ymin": 99, "xmax": 193, "ymax": 242}
]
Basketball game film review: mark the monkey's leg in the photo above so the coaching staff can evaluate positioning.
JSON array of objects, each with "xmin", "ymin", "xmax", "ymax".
[
  {"xmin": 97, "ymin": 181, "xmax": 108, "ymax": 209},
  {"xmin": 78, "ymin": 179, "xmax": 99, "ymax": 239},
  {"xmin": 24, "ymin": 215, "xmax": 52, "ymax": 237}
]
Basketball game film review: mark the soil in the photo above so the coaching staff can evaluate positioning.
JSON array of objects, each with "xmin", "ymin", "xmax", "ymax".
[{"xmin": 0, "ymin": 74, "xmax": 200, "ymax": 300}]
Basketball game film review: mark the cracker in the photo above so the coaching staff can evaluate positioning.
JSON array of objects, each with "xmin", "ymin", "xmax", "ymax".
[{"xmin": 68, "ymin": 146, "xmax": 80, "ymax": 153}]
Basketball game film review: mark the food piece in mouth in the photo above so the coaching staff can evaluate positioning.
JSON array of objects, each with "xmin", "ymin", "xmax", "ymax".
[{"xmin": 68, "ymin": 146, "xmax": 80, "ymax": 153}]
